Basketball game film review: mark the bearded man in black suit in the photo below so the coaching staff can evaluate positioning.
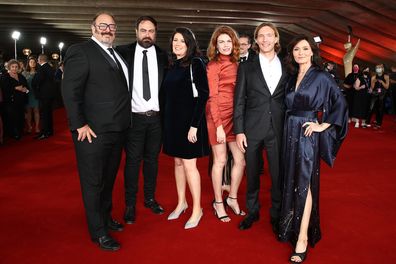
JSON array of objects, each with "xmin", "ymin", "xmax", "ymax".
[
  {"xmin": 62, "ymin": 12, "xmax": 131, "ymax": 251},
  {"xmin": 116, "ymin": 16, "xmax": 167, "ymax": 224}
]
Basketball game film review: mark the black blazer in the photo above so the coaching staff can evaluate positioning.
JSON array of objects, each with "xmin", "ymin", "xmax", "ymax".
[
  {"xmin": 62, "ymin": 39, "xmax": 131, "ymax": 133},
  {"xmin": 233, "ymin": 54, "xmax": 287, "ymax": 144},
  {"xmin": 116, "ymin": 42, "xmax": 167, "ymax": 101},
  {"xmin": 0, "ymin": 73, "xmax": 28, "ymax": 105},
  {"xmin": 32, "ymin": 62, "xmax": 56, "ymax": 99}
]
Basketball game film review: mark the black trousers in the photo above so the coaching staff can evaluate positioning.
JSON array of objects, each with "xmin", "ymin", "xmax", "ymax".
[
  {"xmin": 39, "ymin": 98, "xmax": 54, "ymax": 135},
  {"xmin": 366, "ymin": 94, "xmax": 385, "ymax": 126},
  {"xmin": 245, "ymin": 125, "xmax": 281, "ymax": 219},
  {"xmin": 124, "ymin": 113, "xmax": 162, "ymax": 207},
  {"xmin": 72, "ymin": 130, "xmax": 126, "ymax": 240},
  {"xmin": 3, "ymin": 102, "xmax": 24, "ymax": 138}
]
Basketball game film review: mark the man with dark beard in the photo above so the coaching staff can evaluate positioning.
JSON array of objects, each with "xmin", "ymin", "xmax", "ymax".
[{"xmin": 117, "ymin": 16, "xmax": 167, "ymax": 224}]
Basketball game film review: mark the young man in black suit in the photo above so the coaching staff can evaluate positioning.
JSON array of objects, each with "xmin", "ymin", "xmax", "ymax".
[
  {"xmin": 32, "ymin": 54, "xmax": 56, "ymax": 139},
  {"xmin": 62, "ymin": 12, "xmax": 131, "ymax": 251},
  {"xmin": 117, "ymin": 16, "xmax": 167, "ymax": 224},
  {"xmin": 234, "ymin": 22, "xmax": 287, "ymax": 234}
]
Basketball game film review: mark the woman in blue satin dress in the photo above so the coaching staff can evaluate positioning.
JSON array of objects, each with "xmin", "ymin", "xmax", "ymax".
[{"xmin": 279, "ymin": 35, "xmax": 348, "ymax": 263}]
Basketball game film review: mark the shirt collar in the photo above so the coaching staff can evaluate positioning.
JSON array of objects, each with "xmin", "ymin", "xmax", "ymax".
[
  {"xmin": 136, "ymin": 43, "xmax": 155, "ymax": 53},
  {"xmin": 91, "ymin": 36, "xmax": 113, "ymax": 50},
  {"xmin": 259, "ymin": 53, "xmax": 279, "ymax": 65}
]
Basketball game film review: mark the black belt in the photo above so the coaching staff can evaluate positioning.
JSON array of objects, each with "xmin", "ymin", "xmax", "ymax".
[
  {"xmin": 287, "ymin": 110, "xmax": 319, "ymax": 118},
  {"xmin": 133, "ymin": 110, "xmax": 160, "ymax": 117}
]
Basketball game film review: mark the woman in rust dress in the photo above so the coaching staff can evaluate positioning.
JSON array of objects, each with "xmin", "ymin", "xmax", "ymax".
[{"xmin": 206, "ymin": 26, "xmax": 246, "ymax": 222}]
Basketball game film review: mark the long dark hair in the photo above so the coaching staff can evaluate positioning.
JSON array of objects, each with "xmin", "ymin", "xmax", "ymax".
[
  {"xmin": 284, "ymin": 34, "xmax": 321, "ymax": 75},
  {"xmin": 169, "ymin": 27, "xmax": 201, "ymax": 67}
]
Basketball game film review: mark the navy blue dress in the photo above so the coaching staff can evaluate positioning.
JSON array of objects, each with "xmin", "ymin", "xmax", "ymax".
[
  {"xmin": 162, "ymin": 58, "xmax": 210, "ymax": 159},
  {"xmin": 279, "ymin": 67, "xmax": 348, "ymax": 247}
]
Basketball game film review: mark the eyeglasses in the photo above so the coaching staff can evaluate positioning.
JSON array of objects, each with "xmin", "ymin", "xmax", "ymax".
[
  {"xmin": 95, "ymin": 23, "xmax": 117, "ymax": 31},
  {"xmin": 240, "ymin": 43, "xmax": 250, "ymax": 46}
]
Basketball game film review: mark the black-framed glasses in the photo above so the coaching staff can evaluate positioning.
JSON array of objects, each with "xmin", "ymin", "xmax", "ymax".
[{"xmin": 95, "ymin": 23, "xmax": 117, "ymax": 31}]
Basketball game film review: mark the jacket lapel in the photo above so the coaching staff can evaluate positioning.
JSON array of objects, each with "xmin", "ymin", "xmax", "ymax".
[
  {"xmin": 272, "ymin": 64, "xmax": 287, "ymax": 97},
  {"xmin": 252, "ymin": 55, "xmax": 271, "ymax": 96},
  {"xmin": 89, "ymin": 40, "xmax": 118, "ymax": 71},
  {"xmin": 155, "ymin": 45, "xmax": 165, "ymax": 90}
]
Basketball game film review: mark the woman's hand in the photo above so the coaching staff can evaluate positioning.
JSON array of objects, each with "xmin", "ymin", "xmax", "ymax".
[
  {"xmin": 216, "ymin": 125, "xmax": 226, "ymax": 144},
  {"xmin": 302, "ymin": 121, "xmax": 330, "ymax": 137},
  {"xmin": 15, "ymin": 85, "xmax": 28, "ymax": 93},
  {"xmin": 187, "ymin": 127, "xmax": 198, "ymax": 143}
]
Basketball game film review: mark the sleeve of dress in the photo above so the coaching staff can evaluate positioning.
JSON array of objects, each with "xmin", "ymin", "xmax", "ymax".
[
  {"xmin": 320, "ymin": 75, "xmax": 349, "ymax": 167},
  {"xmin": 206, "ymin": 61, "xmax": 223, "ymax": 128},
  {"xmin": 190, "ymin": 57, "xmax": 209, "ymax": 128}
]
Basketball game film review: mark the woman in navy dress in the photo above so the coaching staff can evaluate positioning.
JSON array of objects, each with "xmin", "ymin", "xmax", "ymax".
[
  {"xmin": 279, "ymin": 35, "xmax": 348, "ymax": 263},
  {"xmin": 162, "ymin": 27, "xmax": 209, "ymax": 229}
]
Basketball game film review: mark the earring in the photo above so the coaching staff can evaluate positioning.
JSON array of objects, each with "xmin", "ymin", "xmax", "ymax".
[{"xmin": 216, "ymin": 49, "xmax": 219, "ymax": 54}]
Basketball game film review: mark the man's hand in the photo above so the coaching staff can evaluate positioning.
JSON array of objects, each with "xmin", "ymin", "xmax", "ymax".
[
  {"xmin": 77, "ymin": 124, "xmax": 97, "ymax": 143},
  {"xmin": 236, "ymin": 133, "xmax": 247, "ymax": 153}
]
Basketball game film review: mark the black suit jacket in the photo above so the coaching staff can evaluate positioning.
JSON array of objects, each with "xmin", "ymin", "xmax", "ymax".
[
  {"xmin": 234, "ymin": 54, "xmax": 287, "ymax": 144},
  {"xmin": 62, "ymin": 39, "xmax": 131, "ymax": 133},
  {"xmin": 32, "ymin": 62, "xmax": 56, "ymax": 99},
  {"xmin": 116, "ymin": 42, "xmax": 167, "ymax": 107},
  {"xmin": 239, "ymin": 49, "xmax": 256, "ymax": 63}
]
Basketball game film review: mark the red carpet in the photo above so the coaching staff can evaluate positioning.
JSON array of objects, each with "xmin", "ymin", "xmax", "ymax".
[{"xmin": 0, "ymin": 108, "xmax": 395, "ymax": 263}]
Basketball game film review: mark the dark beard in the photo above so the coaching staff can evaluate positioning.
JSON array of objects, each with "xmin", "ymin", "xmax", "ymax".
[{"xmin": 138, "ymin": 38, "xmax": 154, "ymax": 49}]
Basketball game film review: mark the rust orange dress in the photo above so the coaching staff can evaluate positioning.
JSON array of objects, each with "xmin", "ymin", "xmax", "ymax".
[{"xmin": 206, "ymin": 54, "xmax": 238, "ymax": 146}]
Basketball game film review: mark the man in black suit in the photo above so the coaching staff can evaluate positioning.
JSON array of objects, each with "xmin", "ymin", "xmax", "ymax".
[
  {"xmin": 62, "ymin": 12, "xmax": 131, "ymax": 251},
  {"xmin": 32, "ymin": 54, "xmax": 56, "ymax": 139},
  {"xmin": 238, "ymin": 32, "xmax": 255, "ymax": 63},
  {"xmin": 116, "ymin": 16, "xmax": 167, "ymax": 224},
  {"xmin": 234, "ymin": 22, "xmax": 287, "ymax": 233}
]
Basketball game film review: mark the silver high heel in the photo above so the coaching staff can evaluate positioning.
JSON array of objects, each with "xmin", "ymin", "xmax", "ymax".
[
  {"xmin": 167, "ymin": 203, "xmax": 188, "ymax": 220},
  {"xmin": 184, "ymin": 209, "xmax": 203, "ymax": 229}
]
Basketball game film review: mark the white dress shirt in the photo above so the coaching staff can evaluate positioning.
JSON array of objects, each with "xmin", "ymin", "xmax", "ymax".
[
  {"xmin": 91, "ymin": 36, "xmax": 129, "ymax": 88},
  {"xmin": 259, "ymin": 53, "xmax": 282, "ymax": 95},
  {"xmin": 132, "ymin": 44, "xmax": 159, "ymax": 112}
]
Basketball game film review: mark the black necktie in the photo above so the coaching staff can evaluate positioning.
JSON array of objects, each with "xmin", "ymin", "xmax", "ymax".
[
  {"xmin": 107, "ymin": 48, "xmax": 127, "ymax": 86},
  {"xmin": 142, "ymin": 50, "xmax": 151, "ymax": 101}
]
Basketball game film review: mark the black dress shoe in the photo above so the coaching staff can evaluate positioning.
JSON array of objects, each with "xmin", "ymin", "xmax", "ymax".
[
  {"xmin": 93, "ymin": 235, "xmax": 120, "ymax": 251},
  {"xmin": 144, "ymin": 199, "xmax": 164, "ymax": 215},
  {"xmin": 108, "ymin": 219, "xmax": 124, "ymax": 232},
  {"xmin": 124, "ymin": 206, "xmax": 136, "ymax": 224},
  {"xmin": 36, "ymin": 133, "xmax": 49, "ymax": 140},
  {"xmin": 239, "ymin": 213, "xmax": 260, "ymax": 230}
]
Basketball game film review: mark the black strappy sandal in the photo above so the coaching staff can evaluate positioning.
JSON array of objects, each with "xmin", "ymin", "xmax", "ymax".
[
  {"xmin": 212, "ymin": 200, "xmax": 230, "ymax": 222},
  {"xmin": 225, "ymin": 196, "xmax": 246, "ymax": 216},
  {"xmin": 289, "ymin": 249, "xmax": 308, "ymax": 263}
]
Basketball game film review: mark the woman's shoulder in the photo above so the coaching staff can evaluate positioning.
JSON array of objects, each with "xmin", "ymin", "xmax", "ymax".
[{"xmin": 206, "ymin": 59, "xmax": 221, "ymax": 70}]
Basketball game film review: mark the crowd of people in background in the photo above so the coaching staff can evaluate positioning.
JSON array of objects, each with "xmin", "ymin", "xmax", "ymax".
[
  {"xmin": 0, "ymin": 54, "xmax": 64, "ymax": 144},
  {"xmin": 342, "ymin": 62, "xmax": 393, "ymax": 129},
  {"xmin": 1, "ymin": 11, "xmax": 395, "ymax": 264}
]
